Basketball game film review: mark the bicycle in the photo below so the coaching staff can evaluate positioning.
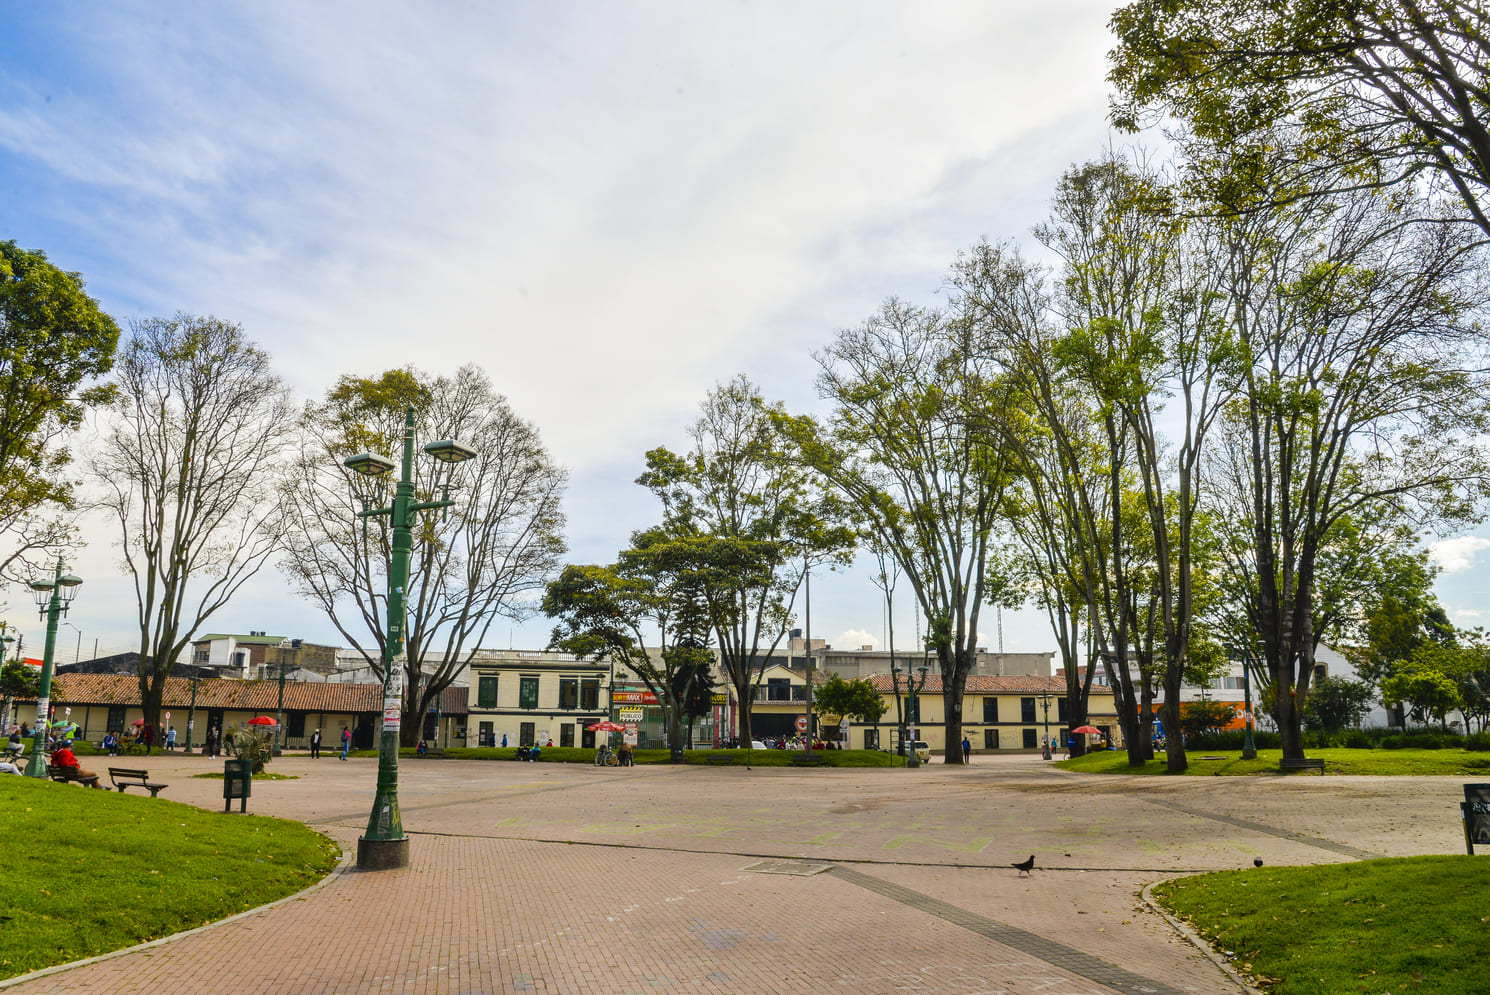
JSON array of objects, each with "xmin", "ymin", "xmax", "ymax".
[{"xmin": 594, "ymin": 744, "xmax": 619, "ymax": 767}]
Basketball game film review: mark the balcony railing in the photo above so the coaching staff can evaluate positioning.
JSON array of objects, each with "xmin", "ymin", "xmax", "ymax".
[{"xmin": 752, "ymin": 686, "xmax": 807, "ymax": 702}]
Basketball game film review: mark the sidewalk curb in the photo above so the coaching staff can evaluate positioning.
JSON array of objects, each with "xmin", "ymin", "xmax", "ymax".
[
  {"xmin": 1140, "ymin": 881, "xmax": 1263, "ymax": 995},
  {"xmin": 0, "ymin": 831, "xmax": 355, "ymax": 990}
]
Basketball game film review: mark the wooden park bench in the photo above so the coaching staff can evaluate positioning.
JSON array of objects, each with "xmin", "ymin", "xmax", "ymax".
[
  {"xmin": 108, "ymin": 767, "xmax": 169, "ymax": 796},
  {"xmin": 703, "ymin": 753, "xmax": 734, "ymax": 765},
  {"xmin": 46, "ymin": 763, "xmax": 97, "ymax": 787},
  {"xmin": 1278, "ymin": 758, "xmax": 1325, "ymax": 774},
  {"xmin": 791, "ymin": 753, "xmax": 827, "ymax": 767}
]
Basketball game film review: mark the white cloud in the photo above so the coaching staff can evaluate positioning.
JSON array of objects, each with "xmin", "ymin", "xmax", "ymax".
[
  {"xmin": 1429, "ymin": 536, "xmax": 1490, "ymax": 574},
  {"xmin": 0, "ymin": 1, "xmax": 1124, "ymax": 656},
  {"xmin": 835, "ymin": 629, "xmax": 878, "ymax": 651}
]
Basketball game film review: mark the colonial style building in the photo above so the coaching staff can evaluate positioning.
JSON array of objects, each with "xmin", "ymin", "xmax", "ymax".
[
  {"xmin": 18, "ymin": 673, "xmax": 466, "ymax": 751},
  {"xmin": 848, "ymin": 674, "xmax": 1120, "ymax": 757},
  {"xmin": 463, "ymin": 649, "xmax": 611, "ymax": 749}
]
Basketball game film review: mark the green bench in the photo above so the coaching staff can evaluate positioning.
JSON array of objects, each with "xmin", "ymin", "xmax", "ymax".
[{"xmin": 108, "ymin": 767, "xmax": 168, "ymax": 796}]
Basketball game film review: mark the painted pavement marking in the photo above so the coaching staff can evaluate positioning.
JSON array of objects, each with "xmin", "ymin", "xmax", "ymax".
[
  {"xmin": 1141, "ymin": 798, "xmax": 1382, "ymax": 860},
  {"xmin": 829, "ymin": 865, "xmax": 1210, "ymax": 995}
]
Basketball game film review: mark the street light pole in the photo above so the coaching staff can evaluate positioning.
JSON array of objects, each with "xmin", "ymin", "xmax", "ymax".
[
  {"xmin": 184, "ymin": 672, "xmax": 200, "ymax": 753},
  {"xmin": 1241, "ymin": 645, "xmax": 1257, "ymax": 760},
  {"xmin": 899, "ymin": 661, "xmax": 930, "ymax": 768},
  {"xmin": 803, "ymin": 557, "xmax": 814, "ymax": 755},
  {"xmin": 24, "ymin": 557, "xmax": 81, "ymax": 777},
  {"xmin": 890, "ymin": 662, "xmax": 906, "ymax": 766},
  {"xmin": 345, "ymin": 407, "xmax": 475, "ymax": 870},
  {"xmin": 274, "ymin": 654, "xmax": 286, "ymax": 756}
]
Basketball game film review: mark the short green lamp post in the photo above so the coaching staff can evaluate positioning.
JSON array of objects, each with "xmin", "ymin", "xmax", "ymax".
[
  {"xmin": 343, "ymin": 407, "xmax": 476, "ymax": 870},
  {"xmin": 24, "ymin": 558, "xmax": 81, "ymax": 777}
]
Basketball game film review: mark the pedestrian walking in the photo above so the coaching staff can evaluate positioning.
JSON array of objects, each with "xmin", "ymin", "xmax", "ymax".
[
  {"xmin": 339, "ymin": 726, "xmax": 351, "ymax": 760},
  {"xmin": 961, "ymin": 736, "xmax": 971, "ymax": 764},
  {"xmin": 166, "ymin": 726, "xmax": 177, "ymax": 751},
  {"xmin": 310, "ymin": 729, "xmax": 322, "ymax": 759}
]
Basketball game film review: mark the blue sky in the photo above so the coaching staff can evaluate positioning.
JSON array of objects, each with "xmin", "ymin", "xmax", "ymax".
[{"xmin": 3, "ymin": 2, "xmax": 1486, "ymax": 663}]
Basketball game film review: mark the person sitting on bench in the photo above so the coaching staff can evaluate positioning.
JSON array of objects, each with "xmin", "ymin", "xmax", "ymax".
[{"xmin": 50, "ymin": 744, "xmax": 103, "ymax": 788}]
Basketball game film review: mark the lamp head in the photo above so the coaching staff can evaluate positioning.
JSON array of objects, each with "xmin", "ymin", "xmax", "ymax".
[
  {"xmin": 422, "ymin": 439, "xmax": 477, "ymax": 464},
  {"xmin": 343, "ymin": 452, "xmax": 396, "ymax": 477},
  {"xmin": 29, "ymin": 579, "xmax": 53, "ymax": 609}
]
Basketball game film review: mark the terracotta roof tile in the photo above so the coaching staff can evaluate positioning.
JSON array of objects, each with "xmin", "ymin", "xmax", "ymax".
[{"xmin": 40, "ymin": 673, "xmax": 385, "ymax": 712}]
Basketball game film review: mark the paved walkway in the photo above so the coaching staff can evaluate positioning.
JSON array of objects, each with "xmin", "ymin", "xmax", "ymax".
[{"xmin": 5, "ymin": 753, "xmax": 1470, "ymax": 993}]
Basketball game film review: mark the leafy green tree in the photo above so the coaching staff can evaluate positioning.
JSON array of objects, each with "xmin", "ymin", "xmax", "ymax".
[
  {"xmin": 1302, "ymin": 676, "xmax": 1375, "ymax": 732},
  {"xmin": 1177, "ymin": 699, "xmax": 1237, "ymax": 740},
  {"xmin": 0, "ymin": 241, "xmax": 119, "ymax": 579},
  {"xmin": 279, "ymin": 365, "xmax": 567, "ymax": 745},
  {"xmin": 544, "ymin": 529, "xmax": 714, "ymax": 762},
  {"xmin": 635, "ymin": 376, "xmax": 855, "ymax": 746},
  {"xmin": 959, "ymin": 152, "xmax": 1231, "ymax": 772},
  {"xmin": 812, "ymin": 673, "xmax": 888, "ymax": 728},
  {"xmin": 1109, "ymin": 1, "xmax": 1490, "ymax": 236},
  {"xmin": 1382, "ymin": 668, "xmax": 1463, "ymax": 731},
  {"xmin": 0, "ymin": 658, "xmax": 40, "ymax": 734},
  {"xmin": 776, "ymin": 297, "xmax": 1019, "ymax": 764},
  {"xmin": 1198, "ymin": 159, "xmax": 1489, "ymax": 759},
  {"xmin": 668, "ymin": 643, "xmax": 717, "ymax": 748}
]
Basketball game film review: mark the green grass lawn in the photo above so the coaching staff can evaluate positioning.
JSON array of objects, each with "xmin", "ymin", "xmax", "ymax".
[
  {"xmin": 392, "ymin": 745, "xmax": 902, "ymax": 767},
  {"xmin": 0, "ymin": 776, "xmax": 340, "ymax": 980},
  {"xmin": 1059, "ymin": 748, "xmax": 1490, "ymax": 776},
  {"xmin": 1155, "ymin": 856, "xmax": 1490, "ymax": 994}
]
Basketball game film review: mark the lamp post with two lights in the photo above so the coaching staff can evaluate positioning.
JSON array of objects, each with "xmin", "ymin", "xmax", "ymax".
[
  {"xmin": 343, "ymin": 406, "xmax": 476, "ymax": 869},
  {"xmin": 24, "ymin": 557, "xmax": 81, "ymax": 777}
]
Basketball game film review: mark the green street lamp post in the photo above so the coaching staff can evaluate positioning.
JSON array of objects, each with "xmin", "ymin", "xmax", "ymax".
[
  {"xmin": 1038, "ymin": 690, "xmax": 1054, "ymax": 757},
  {"xmin": 1225, "ymin": 642, "xmax": 1259, "ymax": 760},
  {"xmin": 891, "ymin": 660, "xmax": 930, "ymax": 768},
  {"xmin": 1240, "ymin": 645, "xmax": 1257, "ymax": 760},
  {"xmin": 24, "ymin": 557, "xmax": 81, "ymax": 777},
  {"xmin": 344, "ymin": 406, "xmax": 475, "ymax": 870},
  {"xmin": 184, "ymin": 672, "xmax": 201, "ymax": 753}
]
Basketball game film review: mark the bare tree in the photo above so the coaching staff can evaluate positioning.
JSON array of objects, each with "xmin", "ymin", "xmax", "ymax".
[
  {"xmin": 279, "ymin": 365, "xmax": 566, "ymax": 744},
  {"xmin": 94, "ymin": 314, "xmax": 293, "ymax": 750}
]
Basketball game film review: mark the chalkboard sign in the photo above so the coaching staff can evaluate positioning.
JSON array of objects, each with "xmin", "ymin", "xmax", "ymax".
[{"xmin": 1463, "ymin": 783, "xmax": 1490, "ymax": 854}]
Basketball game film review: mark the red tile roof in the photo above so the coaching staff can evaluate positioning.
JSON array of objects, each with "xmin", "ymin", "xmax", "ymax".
[{"xmin": 30, "ymin": 673, "xmax": 467, "ymax": 714}]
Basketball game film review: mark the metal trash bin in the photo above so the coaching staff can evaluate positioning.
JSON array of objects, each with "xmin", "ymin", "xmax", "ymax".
[{"xmin": 223, "ymin": 758, "xmax": 252, "ymax": 812}]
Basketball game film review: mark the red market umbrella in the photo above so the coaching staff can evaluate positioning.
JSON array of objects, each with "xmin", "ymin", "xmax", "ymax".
[
  {"xmin": 1070, "ymin": 725, "xmax": 1102, "ymax": 735},
  {"xmin": 586, "ymin": 721, "xmax": 626, "ymax": 732},
  {"xmin": 247, "ymin": 715, "xmax": 278, "ymax": 726}
]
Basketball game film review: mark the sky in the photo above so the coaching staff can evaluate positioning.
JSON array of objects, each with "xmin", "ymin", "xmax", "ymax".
[{"xmin": 3, "ymin": 2, "xmax": 1488, "ymax": 666}]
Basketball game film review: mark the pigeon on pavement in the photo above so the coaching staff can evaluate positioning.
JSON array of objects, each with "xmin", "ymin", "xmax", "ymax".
[{"xmin": 1012, "ymin": 854, "xmax": 1035, "ymax": 876}]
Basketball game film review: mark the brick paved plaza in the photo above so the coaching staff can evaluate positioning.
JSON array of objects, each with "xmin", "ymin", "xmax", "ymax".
[{"xmin": 5, "ymin": 754, "xmax": 1468, "ymax": 994}]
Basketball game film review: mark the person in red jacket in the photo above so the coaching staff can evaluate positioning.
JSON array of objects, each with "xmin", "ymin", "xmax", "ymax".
[{"xmin": 49, "ymin": 744, "xmax": 102, "ymax": 789}]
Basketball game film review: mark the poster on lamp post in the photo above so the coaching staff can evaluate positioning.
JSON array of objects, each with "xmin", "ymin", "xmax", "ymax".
[{"xmin": 382, "ymin": 653, "xmax": 405, "ymax": 732}]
